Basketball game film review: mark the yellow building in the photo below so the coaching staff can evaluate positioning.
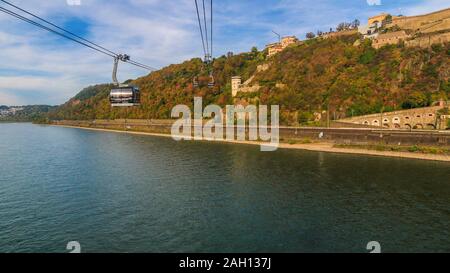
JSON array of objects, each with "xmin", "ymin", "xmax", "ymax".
[
  {"xmin": 266, "ymin": 43, "xmax": 284, "ymax": 57},
  {"xmin": 266, "ymin": 36, "xmax": 298, "ymax": 57},
  {"xmin": 368, "ymin": 13, "xmax": 390, "ymax": 26},
  {"xmin": 281, "ymin": 36, "xmax": 298, "ymax": 47}
]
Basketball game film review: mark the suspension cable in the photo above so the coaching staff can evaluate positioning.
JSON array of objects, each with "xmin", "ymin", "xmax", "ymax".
[
  {"xmin": 210, "ymin": 0, "xmax": 213, "ymax": 60},
  {"xmin": 0, "ymin": 6, "xmax": 117, "ymax": 58},
  {"xmin": 194, "ymin": 0, "xmax": 207, "ymax": 58},
  {"xmin": 126, "ymin": 60, "xmax": 157, "ymax": 71},
  {"xmin": 0, "ymin": 0, "xmax": 118, "ymax": 57},
  {"xmin": 0, "ymin": 2, "xmax": 155, "ymax": 71},
  {"xmin": 202, "ymin": 0, "xmax": 210, "ymax": 61}
]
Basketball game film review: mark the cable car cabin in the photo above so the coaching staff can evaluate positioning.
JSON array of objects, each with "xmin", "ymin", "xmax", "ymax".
[
  {"xmin": 192, "ymin": 75, "xmax": 214, "ymax": 88},
  {"xmin": 110, "ymin": 86, "xmax": 140, "ymax": 107},
  {"xmin": 193, "ymin": 77, "xmax": 199, "ymax": 88},
  {"xmin": 208, "ymin": 75, "xmax": 215, "ymax": 88}
]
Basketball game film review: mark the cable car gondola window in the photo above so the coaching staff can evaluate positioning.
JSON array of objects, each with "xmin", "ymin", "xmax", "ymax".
[{"xmin": 110, "ymin": 86, "xmax": 140, "ymax": 107}]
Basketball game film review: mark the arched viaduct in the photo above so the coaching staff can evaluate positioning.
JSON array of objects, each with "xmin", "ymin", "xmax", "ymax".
[{"xmin": 338, "ymin": 105, "xmax": 448, "ymax": 130}]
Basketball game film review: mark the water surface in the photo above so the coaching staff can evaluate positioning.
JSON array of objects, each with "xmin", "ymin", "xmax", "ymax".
[{"xmin": 0, "ymin": 123, "xmax": 449, "ymax": 253}]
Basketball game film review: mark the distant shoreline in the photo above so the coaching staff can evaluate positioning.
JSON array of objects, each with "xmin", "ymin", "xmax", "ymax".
[{"xmin": 51, "ymin": 124, "xmax": 450, "ymax": 163}]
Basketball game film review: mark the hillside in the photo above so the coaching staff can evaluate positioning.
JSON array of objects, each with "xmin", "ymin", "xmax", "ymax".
[
  {"xmin": 48, "ymin": 35, "xmax": 450, "ymax": 126},
  {"xmin": 0, "ymin": 105, "xmax": 56, "ymax": 122}
]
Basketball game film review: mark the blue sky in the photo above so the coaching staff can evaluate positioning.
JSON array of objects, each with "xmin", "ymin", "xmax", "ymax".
[{"xmin": 0, "ymin": 0, "xmax": 448, "ymax": 105}]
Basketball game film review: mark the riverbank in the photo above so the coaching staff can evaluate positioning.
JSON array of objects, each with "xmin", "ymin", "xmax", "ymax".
[{"xmin": 52, "ymin": 124, "xmax": 450, "ymax": 163}]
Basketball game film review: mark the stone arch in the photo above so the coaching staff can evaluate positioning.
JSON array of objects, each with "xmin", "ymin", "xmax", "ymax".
[
  {"xmin": 413, "ymin": 124, "xmax": 423, "ymax": 129},
  {"xmin": 372, "ymin": 119, "xmax": 380, "ymax": 126},
  {"xmin": 393, "ymin": 123, "xmax": 401, "ymax": 129},
  {"xmin": 404, "ymin": 124, "xmax": 412, "ymax": 130},
  {"xmin": 393, "ymin": 117, "xmax": 401, "ymax": 124},
  {"xmin": 426, "ymin": 124, "xmax": 436, "ymax": 130},
  {"xmin": 363, "ymin": 120, "xmax": 370, "ymax": 125}
]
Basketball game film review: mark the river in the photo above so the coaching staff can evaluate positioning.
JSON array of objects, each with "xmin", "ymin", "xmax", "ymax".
[{"xmin": 0, "ymin": 123, "xmax": 449, "ymax": 253}]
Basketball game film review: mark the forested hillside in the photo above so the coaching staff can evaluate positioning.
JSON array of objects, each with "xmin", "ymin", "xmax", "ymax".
[
  {"xmin": 0, "ymin": 105, "xmax": 56, "ymax": 122},
  {"xmin": 48, "ymin": 35, "xmax": 450, "ymax": 125}
]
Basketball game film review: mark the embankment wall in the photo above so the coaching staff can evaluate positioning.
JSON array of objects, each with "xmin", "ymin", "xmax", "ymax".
[{"xmin": 52, "ymin": 120, "xmax": 450, "ymax": 147}]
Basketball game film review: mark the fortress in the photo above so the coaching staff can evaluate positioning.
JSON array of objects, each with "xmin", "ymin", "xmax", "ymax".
[
  {"xmin": 366, "ymin": 8, "xmax": 450, "ymax": 48},
  {"xmin": 231, "ymin": 64, "xmax": 270, "ymax": 97},
  {"xmin": 372, "ymin": 30, "xmax": 409, "ymax": 49},
  {"xmin": 231, "ymin": 76, "xmax": 260, "ymax": 97},
  {"xmin": 338, "ymin": 102, "xmax": 449, "ymax": 130},
  {"xmin": 264, "ymin": 8, "xmax": 450, "ymax": 52},
  {"xmin": 229, "ymin": 7, "xmax": 450, "ymax": 131},
  {"xmin": 368, "ymin": 13, "xmax": 390, "ymax": 26},
  {"xmin": 387, "ymin": 8, "xmax": 450, "ymax": 33}
]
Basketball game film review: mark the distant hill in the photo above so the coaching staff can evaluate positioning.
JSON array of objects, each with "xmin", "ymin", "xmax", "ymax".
[
  {"xmin": 48, "ymin": 35, "xmax": 450, "ymax": 126},
  {"xmin": 0, "ymin": 105, "xmax": 56, "ymax": 122}
]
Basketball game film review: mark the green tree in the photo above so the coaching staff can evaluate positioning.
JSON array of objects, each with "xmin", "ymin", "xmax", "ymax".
[
  {"xmin": 402, "ymin": 92, "xmax": 429, "ymax": 109},
  {"xmin": 250, "ymin": 46, "xmax": 259, "ymax": 58},
  {"xmin": 359, "ymin": 46, "xmax": 376, "ymax": 64},
  {"xmin": 351, "ymin": 19, "xmax": 360, "ymax": 29},
  {"xmin": 306, "ymin": 32, "xmax": 316, "ymax": 39}
]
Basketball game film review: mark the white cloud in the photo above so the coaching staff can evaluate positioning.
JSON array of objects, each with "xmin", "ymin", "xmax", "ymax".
[
  {"xmin": 0, "ymin": 0, "xmax": 201, "ymax": 105},
  {"xmin": 0, "ymin": 75, "xmax": 81, "ymax": 105},
  {"xmin": 367, "ymin": 0, "xmax": 382, "ymax": 6}
]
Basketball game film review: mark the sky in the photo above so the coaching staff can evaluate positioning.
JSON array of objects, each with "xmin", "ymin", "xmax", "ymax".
[{"xmin": 0, "ymin": 0, "xmax": 448, "ymax": 106}]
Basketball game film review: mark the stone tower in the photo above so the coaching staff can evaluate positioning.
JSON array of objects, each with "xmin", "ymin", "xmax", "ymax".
[{"xmin": 231, "ymin": 76, "xmax": 242, "ymax": 97}]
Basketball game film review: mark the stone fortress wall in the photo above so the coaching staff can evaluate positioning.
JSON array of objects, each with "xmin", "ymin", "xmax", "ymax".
[
  {"xmin": 231, "ymin": 64, "xmax": 270, "ymax": 97},
  {"xmin": 338, "ymin": 103, "xmax": 449, "ymax": 130},
  {"xmin": 387, "ymin": 8, "xmax": 450, "ymax": 32},
  {"xmin": 406, "ymin": 31, "xmax": 450, "ymax": 48},
  {"xmin": 366, "ymin": 8, "xmax": 450, "ymax": 49}
]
